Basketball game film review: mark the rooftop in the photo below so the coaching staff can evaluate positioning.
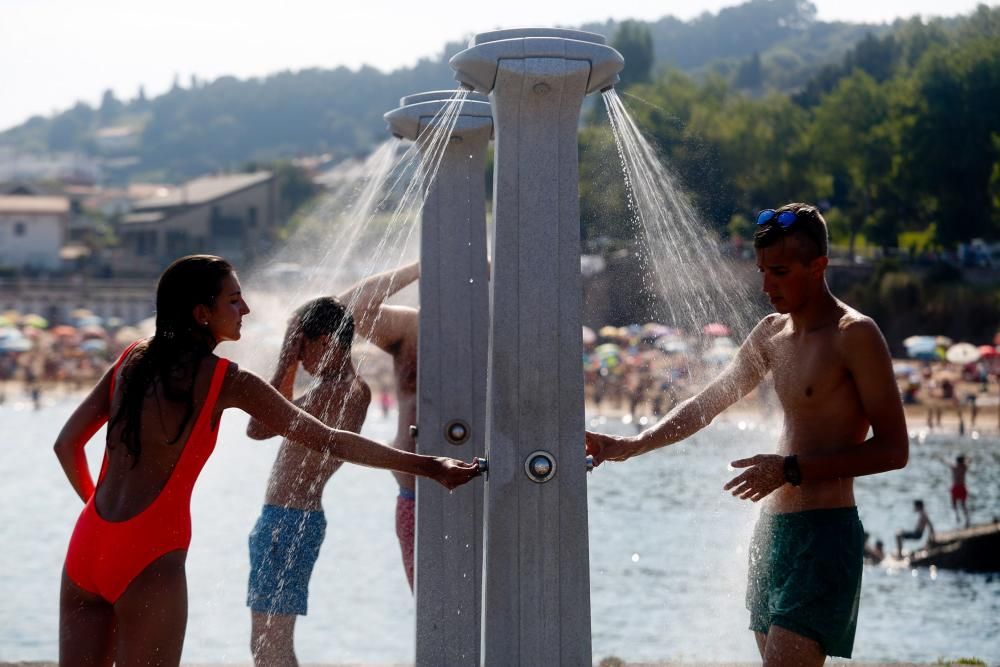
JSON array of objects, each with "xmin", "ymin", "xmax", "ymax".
[
  {"xmin": 0, "ymin": 195, "xmax": 70, "ymax": 215},
  {"xmin": 120, "ymin": 211, "xmax": 166, "ymax": 225},
  {"xmin": 133, "ymin": 172, "xmax": 272, "ymax": 210}
]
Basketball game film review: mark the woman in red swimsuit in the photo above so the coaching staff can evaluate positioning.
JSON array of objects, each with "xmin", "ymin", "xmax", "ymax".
[{"xmin": 54, "ymin": 255, "xmax": 479, "ymax": 666}]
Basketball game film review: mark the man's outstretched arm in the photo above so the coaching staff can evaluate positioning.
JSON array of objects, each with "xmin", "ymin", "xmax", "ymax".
[
  {"xmin": 338, "ymin": 261, "xmax": 419, "ymax": 351},
  {"xmin": 587, "ymin": 316, "xmax": 774, "ymax": 464}
]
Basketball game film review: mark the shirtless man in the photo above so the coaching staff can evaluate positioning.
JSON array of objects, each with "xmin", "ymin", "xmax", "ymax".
[
  {"xmin": 895, "ymin": 499, "xmax": 935, "ymax": 557},
  {"xmin": 339, "ymin": 260, "xmax": 421, "ymax": 591},
  {"xmin": 586, "ymin": 203, "xmax": 908, "ymax": 665},
  {"xmin": 246, "ymin": 296, "xmax": 370, "ymax": 666},
  {"xmin": 939, "ymin": 454, "xmax": 970, "ymax": 526}
]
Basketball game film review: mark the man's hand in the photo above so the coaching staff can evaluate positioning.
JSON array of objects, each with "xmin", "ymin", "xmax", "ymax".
[
  {"xmin": 585, "ymin": 431, "xmax": 640, "ymax": 465},
  {"xmin": 724, "ymin": 454, "xmax": 785, "ymax": 502},
  {"xmin": 277, "ymin": 317, "xmax": 304, "ymax": 369}
]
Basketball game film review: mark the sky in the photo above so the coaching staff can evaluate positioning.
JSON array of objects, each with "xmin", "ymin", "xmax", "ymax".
[{"xmin": 0, "ymin": 0, "xmax": 992, "ymax": 133}]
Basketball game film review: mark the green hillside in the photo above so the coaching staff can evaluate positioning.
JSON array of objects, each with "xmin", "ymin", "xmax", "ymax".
[{"xmin": 2, "ymin": 0, "xmax": 888, "ymax": 182}]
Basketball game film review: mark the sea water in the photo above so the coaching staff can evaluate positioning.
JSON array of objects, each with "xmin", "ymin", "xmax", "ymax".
[{"xmin": 1, "ymin": 394, "xmax": 998, "ymax": 663}]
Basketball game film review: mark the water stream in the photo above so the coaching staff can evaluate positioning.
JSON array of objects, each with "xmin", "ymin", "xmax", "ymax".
[{"xmin": 603, "ymin": 89, "xmax": 766, "ymax": 382}]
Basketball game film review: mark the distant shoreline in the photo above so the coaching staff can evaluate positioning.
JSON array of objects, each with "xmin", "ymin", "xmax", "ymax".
[
  {"xmin": 5, "ymin": 379, "xmax": 998, "ymax": 438},
  {"xmin": 0, "ymin": 662, "xmax": 942, "ymax": 667},
  {"xmin": 588, "ymin": 396, "xmax": 1000, "ymax": 437}
]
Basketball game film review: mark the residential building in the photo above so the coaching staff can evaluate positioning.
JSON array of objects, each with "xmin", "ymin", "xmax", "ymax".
[
  {"xmin": 0, "ymin": 195, "xmax": 70, "ymax": 271},
  {"xmin": 115, "ymin": 171, "xmax": 277, "ymax": 275}
]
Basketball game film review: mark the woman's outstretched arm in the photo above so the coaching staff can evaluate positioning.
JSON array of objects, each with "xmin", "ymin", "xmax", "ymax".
[{"xmin": 224, "ymin": 365, "xmax": 478, "ymax": 489}]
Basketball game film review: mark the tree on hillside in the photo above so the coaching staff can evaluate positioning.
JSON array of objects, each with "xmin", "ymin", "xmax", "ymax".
[
  {"xmin": 47, "ymin": 102, "xmax": 94, "ymax": 152},
  {"xmin": 844, "ymin": 33, "xmax": 899, "ymax": 82},
  {"xmin": 612, "ymin": 20, "xmax": 655, "ymax": 87},
  {"xmin": 734, "ymin": 52, "xmax": 764, "ymax": 91},
  {"xmin": 806, "ymin": 70, "xmax": 895, "ymax": 252},
  {"xmin": 902, "ymin": 38, "xmax": 1000, "ymax": 244},
  {"xmin": 99, "ymin": 89, "xmax": 124, "ymax": 125}
]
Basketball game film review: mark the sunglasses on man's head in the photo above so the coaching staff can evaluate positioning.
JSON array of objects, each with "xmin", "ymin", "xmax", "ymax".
[{"xmin": 756, "ymin": 209, "xmax": 798, "ymax": 227}]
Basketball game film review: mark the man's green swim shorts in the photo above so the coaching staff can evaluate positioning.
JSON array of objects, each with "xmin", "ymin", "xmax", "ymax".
[{"xmin": 746, "ymin": 506, "xmax": 864, "ymax": 658}]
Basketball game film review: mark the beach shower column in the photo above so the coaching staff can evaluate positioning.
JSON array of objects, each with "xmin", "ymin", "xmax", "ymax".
[
  {"xmin": 385, "ymin": 91, "xmax": 493, "ymax": 666},
  {"xmin": 451, "ymin": 30, "xmax": 623, "ymax": 665}
]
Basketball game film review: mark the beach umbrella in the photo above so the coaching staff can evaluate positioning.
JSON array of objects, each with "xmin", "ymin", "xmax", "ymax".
[
  {"xmin": 598, "ymin": 325, "xmax": 620, "ymax": 339},
  {"xmin": 71, "ymin": 308, "xmax": 94, "ymax": 319},
  {"xmin": 934, "ymin": 335, "xmax": 954, "ymax": 348},
  {"xmin": 903, "ymin": 335, "xmax": 935, "ymax": 348},
  {"xmin": 22, "ymin": 313, "xmax": 49, "ymax": 329},
  {"xmin": 0, "ymin": 326, "xmax": 21, "ymax": 340},
  {"xmin": 0, "ymin": 337, "xmax": 32, "ymax": 353},
  {"xmin": 80, "ymin": 324, "xmax": 107, "ymax": 339},
  {"xmin": 641, "ymin": 322, "xmax": 672, "ymax": 338},
  {"xmin": 76, "ymin": 315, "xmax": 104, "ymax": 328},
  {"xmin": 904, "ymin": 337, "xmax": 939, "ymax": 361},
  {"xmin": 0, "ymin": 315, "xmax": 14, "ymax": 328},
  {"xmin": 946, "ymin": 342, "xmax": 981, "ymax": 365},
  {"xmin": 105, "ymin": 316, "xmax": 125, "ymax": 329},
  {"xmin": 702, "ymin": 322, "xmax": 730, "ymax": 337},
  {"xmin": 50, "ymin": 325, "xmax": 79, "ymax": 339},
  {"xmin": 594, "ymin": 343, "xmax": 623, "ymax": 358},
  {"xmin": 892, "ymin": 362, "xmax": 916, "ymax": 378},
  {"xmin": 581, "ymin": 326, "xmax": 596, "ymax": 345},
  {"xmin": 80, "ymin": 338, "xmax": 109, "ymax": 354},
  {"xmin": 977, "ymin": 345, "xmax": 997, "ymax": 359},
  {"xmin": 594, "ymin": 343, "xmax": 624, "ymax": 371},
  {"xmin": 656, "ymin": 337, "xmax": 689, "ymax": 354}
]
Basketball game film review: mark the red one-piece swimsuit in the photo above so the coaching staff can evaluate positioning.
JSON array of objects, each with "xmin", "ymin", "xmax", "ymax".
[{"xmin": 63, "ymin": 343, "xmax": 230, "ymax": 603}]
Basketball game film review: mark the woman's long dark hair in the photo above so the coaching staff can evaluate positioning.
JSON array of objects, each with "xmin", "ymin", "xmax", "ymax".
[{"xmin": 110, "ymin": 255, "xmax": 234, "ymax": 464}]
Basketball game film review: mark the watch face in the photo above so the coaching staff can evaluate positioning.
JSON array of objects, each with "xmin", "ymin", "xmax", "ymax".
[{"xmin": 784, "ymin": 455, "xmax": 801, "ymax": 485}]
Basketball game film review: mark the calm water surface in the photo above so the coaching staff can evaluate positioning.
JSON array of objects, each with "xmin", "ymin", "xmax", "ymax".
[{"xmin": 1, "ymin": 396, "xmax": 997, "ymax": 663}]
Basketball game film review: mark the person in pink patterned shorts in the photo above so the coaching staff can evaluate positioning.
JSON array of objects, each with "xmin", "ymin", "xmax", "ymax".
[{"xmin": 341, "ymin": 261, "xmax": 421, "ymax": 589}]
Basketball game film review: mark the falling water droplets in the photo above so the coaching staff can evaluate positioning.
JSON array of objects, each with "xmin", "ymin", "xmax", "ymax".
[{"xmin": 600, "ymin": 89, "xmax": 764, "ymax": 387}]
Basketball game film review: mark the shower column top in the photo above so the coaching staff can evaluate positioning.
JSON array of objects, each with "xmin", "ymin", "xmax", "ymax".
[
  {"xmin": 384, "ymin": 96, "xmax": 493, "ymax": 142},
  {"xmin": 450, "ymin": 27, "xmax": 624, "ymax": 95}
]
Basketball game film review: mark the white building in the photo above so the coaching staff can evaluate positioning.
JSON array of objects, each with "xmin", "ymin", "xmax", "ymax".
[{"xmin": 0, "ymin": 195, "xmax": 70, "ymax": 270}]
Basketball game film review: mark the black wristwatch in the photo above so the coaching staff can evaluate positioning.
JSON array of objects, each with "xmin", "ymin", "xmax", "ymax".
[{"xmin": 783, "ymin": 455, "xmax": 802, "ymax": 486}]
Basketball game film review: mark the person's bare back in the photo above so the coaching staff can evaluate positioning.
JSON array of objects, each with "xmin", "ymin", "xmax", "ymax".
[{"xmin": 263, "ymin": 373, "xmax": 371, "ymax": 510}]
